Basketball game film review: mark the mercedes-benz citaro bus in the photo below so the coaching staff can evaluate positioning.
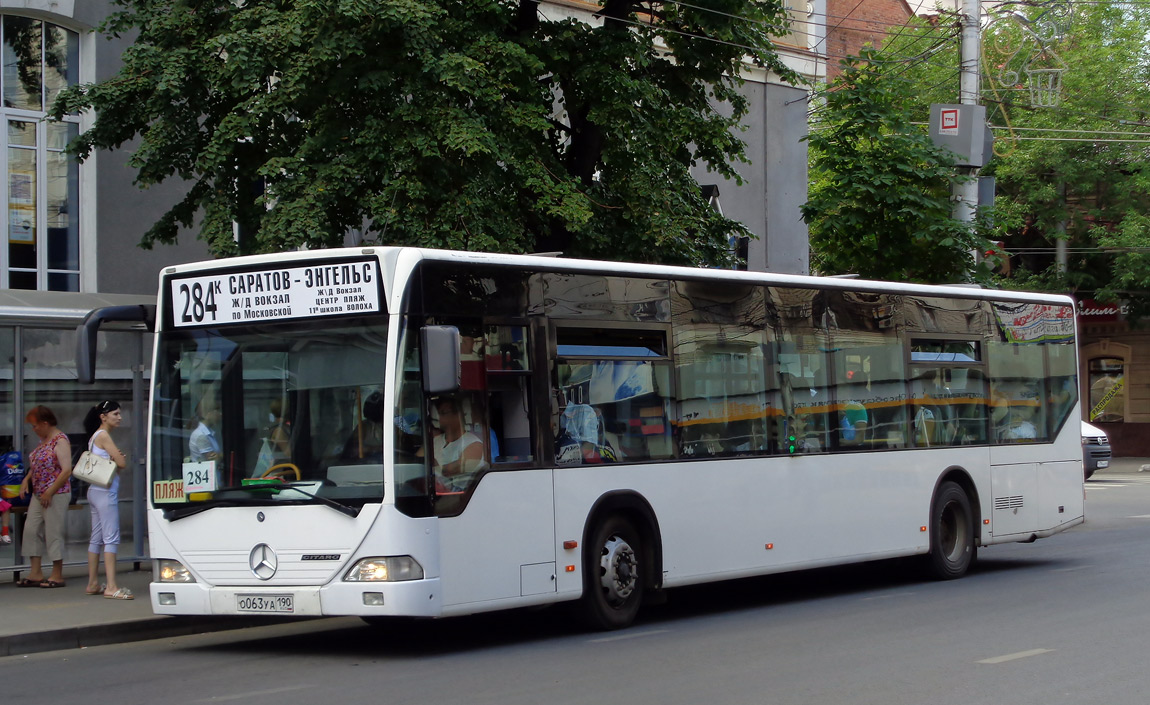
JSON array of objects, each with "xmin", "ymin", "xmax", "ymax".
[{"xmin": 76, "ymin": 248, "xmax": 1085, "ymax": 630}]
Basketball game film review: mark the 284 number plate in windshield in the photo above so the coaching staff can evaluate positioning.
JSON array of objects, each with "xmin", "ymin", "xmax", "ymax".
[{"xmin": 237, "ymin": 594, "xmax": 293, "ymax": 613}]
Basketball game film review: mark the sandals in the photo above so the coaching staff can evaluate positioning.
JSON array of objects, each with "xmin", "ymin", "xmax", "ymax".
[
  {"xmin": 104, "ymin": 587, "xmax": 134, "ymax": 600},
  {"xmin": 86, "ymin": 584, "xmax": 106, "ymax": 595},
  {"xmin": 16, "ymin": 577, "xmax": 42, "ymax": 588},
  {"xmin": 40, "ymin": 579, "xmax": 66, "ymax": 588}
]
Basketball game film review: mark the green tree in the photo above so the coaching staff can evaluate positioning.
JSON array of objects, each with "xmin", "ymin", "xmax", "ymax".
[
  {"xmin": 802, "ymin": 49, "xmax": 994, "ymax": 283},
  {"xmin": 882, "ymin": 5, "xmax": 1150, "ymax": 310},
  {"xmin": 56, "ymin": 0, "xmax": 797, "ymax": 264}
]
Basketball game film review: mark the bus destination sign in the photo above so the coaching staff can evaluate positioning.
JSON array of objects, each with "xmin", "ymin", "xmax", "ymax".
[{"xmin": 169, "ymin": 259, "xmax": 382, "ymax": 327}]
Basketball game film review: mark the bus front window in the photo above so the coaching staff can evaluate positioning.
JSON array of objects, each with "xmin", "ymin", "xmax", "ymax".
[{"xmin": 151, "ymin": 317, "xmax": 389, "ymax": 509}]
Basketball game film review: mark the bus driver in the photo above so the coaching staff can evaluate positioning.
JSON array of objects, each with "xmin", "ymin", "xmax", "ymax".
[{"xmin": 421, "ymin": 397, "xmax": 487, "ymax": 491}]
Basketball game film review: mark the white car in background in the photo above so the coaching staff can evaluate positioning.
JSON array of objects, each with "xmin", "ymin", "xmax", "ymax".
[{"xmin": 1082, "ymin": 420, "xmax": 1111, "ymax": 480}]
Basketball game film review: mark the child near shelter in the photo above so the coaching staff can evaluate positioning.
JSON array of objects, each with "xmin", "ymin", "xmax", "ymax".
[
  {"xmin": 0, "ymin": 498, "xmax": 11, "ymax": 544},
  {"xmin": 0, "ymin": 449, "xmax": 25, "ymax": 544}
]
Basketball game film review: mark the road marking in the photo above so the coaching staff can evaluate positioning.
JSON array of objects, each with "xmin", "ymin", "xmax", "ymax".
[
  {"xmin": 1128, "ymin": 514, "xmax": 1150, "ymax": 519},
  {"xmin": 977, "ymin": 648, "xmax": 1053, "ymax": 664},
  {"xmin": 198, "ymin": 686, "xmax": 312, "ymax": 702},
  {"xmin": 589, "ymin": 628, "xmax": 671, "ymax": 643}
]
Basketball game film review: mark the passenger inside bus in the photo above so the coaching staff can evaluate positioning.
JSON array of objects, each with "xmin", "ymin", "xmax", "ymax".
[
  {"xmin": 839, "ymin": 401, "xmax": 869, "ymax": 446},
  {"xmin": 188, "ymin": 397, "xmax": 222, "ymax": 462},
  {"xmin": 266, "ymin": 399, "xmax": 292, "ymax": 458},
  {"xmin": 555, "ymin": 399, "xmax": 619, "ymax": 464},
  {"xmin": 420, "ymin": 396, "xmax": 488, "ymax": 492}
]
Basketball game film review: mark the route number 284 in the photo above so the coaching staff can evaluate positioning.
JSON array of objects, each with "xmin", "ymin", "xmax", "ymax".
[{"xmin": 179, "ymin": 281, "xmax": 221, "ymax": 324}]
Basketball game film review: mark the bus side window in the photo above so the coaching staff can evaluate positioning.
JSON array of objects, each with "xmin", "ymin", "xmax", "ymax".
[{"xmin": 484, "ymin": 325, "xmax": 533, "ymax": 463}]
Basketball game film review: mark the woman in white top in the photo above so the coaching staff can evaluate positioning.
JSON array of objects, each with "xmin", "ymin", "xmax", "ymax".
[
  {"xmin": 421, "ymin": 397, "xmax": 487, "ymax": 492},
  {"xmin": 82, "ymin": 400, "xmax": 131, "ymax": 599}
]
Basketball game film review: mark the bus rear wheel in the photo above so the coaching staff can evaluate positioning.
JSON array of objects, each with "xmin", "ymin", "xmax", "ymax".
[
  {"xmin": 927, "ymin": 481, "xmax": 975, "ymax": 580},
  {"xmin": 579, "ymin": 515, "xmax": 645, "ymax": 630}
]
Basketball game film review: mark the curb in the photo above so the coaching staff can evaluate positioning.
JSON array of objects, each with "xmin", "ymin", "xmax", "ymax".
[{"xmin": 0, "ymin": 615, "xmax": 310, "ymax": 657}]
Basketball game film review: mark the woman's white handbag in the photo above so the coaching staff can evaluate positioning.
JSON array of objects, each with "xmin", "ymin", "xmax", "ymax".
[{"xmin": 73, "ymin": 451, "xmax": 116, "ymax": 488}]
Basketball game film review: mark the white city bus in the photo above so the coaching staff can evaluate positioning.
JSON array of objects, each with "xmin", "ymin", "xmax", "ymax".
[{"xmin": 79, "ymin": 248, "xmax": 1084, "ymax": 629}]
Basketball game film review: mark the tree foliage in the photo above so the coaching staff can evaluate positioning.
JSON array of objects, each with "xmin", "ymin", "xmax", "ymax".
[
  {"xmin": 57, "ymin": 0, "xmax": 797, "ymax": 264},
  {"xmin": 881, "ymin": 6, "xmax": 1150, "ymax": 309},
  {"xmin": 802, "ymin": 49, "xmax": 994, "ymax": 283}
]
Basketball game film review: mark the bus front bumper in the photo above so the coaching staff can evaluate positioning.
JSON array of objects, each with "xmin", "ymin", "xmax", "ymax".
[{"xmin": 150, "ymin": 578, "xmax": 443, "ymax": 617}]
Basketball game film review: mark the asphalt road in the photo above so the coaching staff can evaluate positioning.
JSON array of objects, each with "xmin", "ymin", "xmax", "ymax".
[{"xmin": 8, "ymin": 475, "xmax": 1150, "ymax": 705}]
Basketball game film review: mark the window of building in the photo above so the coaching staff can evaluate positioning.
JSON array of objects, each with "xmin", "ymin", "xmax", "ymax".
[
  {"xmin": 1, "ymin": 16, "xmax": 80, "ymax": 291},
  {"xmin": 1088, "ymin": 357, "xmax": 1125, "ymax": 423}
]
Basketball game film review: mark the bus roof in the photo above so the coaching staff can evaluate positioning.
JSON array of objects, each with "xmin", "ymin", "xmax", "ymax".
[{"xmin": 160, "ymin": 246, "xmax": 1075, "ymax": 308}]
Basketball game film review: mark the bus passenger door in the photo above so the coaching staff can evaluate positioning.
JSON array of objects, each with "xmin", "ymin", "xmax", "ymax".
[{"xmin": 429, "ymin": 322, "xmax": 554, "ymax": 608}]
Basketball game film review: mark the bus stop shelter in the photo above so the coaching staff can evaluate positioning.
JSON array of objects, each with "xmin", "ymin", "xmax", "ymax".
[{"xmin": 0, "ymin": 289, "xmax": 153, "ymax": 576}]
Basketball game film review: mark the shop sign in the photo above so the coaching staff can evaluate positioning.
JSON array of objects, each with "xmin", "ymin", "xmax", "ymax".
[{"xmin": 1078, "ymin": 298, "xmax": 1125, "ymax": 322}]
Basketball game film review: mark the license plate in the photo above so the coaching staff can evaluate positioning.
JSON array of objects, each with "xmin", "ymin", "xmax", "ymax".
[
  {"xmin": 1097, "ymin": 460, "xmax": 1109, "ymax": 469},
  {"xmin": 236, "ymin": 594, "xmax": 294, "ymax": 613}
]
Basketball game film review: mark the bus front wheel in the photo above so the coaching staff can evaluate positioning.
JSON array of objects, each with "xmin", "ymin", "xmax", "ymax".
[
  {"xmin": 579, "ymin": 515, "xmax": 645, "ymax": 630},
  {"xmin": 927, "ymin": 481, "xmax": 975, "ymax": 580}
]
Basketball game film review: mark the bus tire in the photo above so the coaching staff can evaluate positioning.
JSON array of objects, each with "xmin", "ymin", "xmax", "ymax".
[
  {"xmin": 927, "ymin": 481, "xmax": 975, "ymax": 580},
  {"xmin": 579, "ymin": 515, "xmax": 645, "ymax": 630}
]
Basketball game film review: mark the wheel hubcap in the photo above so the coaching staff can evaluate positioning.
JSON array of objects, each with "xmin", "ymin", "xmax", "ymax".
[{"xmin": 600, "ymin": 534, "xmax": 637, "ymax": 606}]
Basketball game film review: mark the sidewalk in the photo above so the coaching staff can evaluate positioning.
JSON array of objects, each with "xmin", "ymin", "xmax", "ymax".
[
  {"xmin": 3, "ymin": 457, "xmax": 1147, "ymax": 658},
  {"xmin": 0, "ymin": 563, "xmax": 308, "ymax": 657}
]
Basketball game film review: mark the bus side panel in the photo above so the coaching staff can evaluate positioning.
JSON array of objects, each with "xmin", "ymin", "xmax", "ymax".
[
  {"xmin": 437, "ymin": 469, "xmax": 556, "ymax": 609},
  {"xmin": 554, "ymin": 450, "xmax": 992, "ymax": 593},
  {"xmin": 1037, "ymin": 460, "xmax": 1085, "ymax": 530},
  {"xmin": 989, "ymin": 432, "xmax": 1083, "ymax": 540}
]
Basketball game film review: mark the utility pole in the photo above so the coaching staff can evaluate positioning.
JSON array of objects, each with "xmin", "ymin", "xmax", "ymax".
[{"xmin": 956, "ymin": 0, "xmax": 981, "ymax": 265}]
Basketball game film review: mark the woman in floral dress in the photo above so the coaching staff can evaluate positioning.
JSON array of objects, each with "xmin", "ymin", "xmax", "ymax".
[{"xmin": 17, "ymin": 406, "xmax": 73, "ymax": 588}]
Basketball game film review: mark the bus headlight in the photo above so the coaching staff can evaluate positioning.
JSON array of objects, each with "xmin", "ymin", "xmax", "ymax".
[
  {"xmin": 156, "ymin": 559, "xmax": 196, "ymax": 583},
  {"xmin": 344, "ymin": 556, "xmax": 424, "ymax": 582}
]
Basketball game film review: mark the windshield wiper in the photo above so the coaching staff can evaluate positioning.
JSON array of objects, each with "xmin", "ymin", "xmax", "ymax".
[
  {"xmin": 274, "ymin": 482, "xmax": 360, "ymax": 518},
  {"xmin": 162, "ymin": 483, "xmax": 360, "ymax": 521},
  {"xmin": 163, "ymin": 500, "xmax": 244, "ymax": 521}
]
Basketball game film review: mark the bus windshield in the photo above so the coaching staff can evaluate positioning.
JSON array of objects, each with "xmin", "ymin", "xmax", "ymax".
[{"xmin": 150, "ymin": 316, "xmax": 389, "ymax": 511}]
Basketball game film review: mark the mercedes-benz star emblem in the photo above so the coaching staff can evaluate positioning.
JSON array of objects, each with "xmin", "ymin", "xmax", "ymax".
[{"xmin": 249, "ymin": 543, "xmax": 278, "ymax": 580}]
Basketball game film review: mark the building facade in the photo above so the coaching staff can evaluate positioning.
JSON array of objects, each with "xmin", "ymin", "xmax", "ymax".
[
  {"xmin": 0, "ymin": 1, "xmax": 210, "ymax": 571},
  {"xmin": 824, "ymin": 0, "xmax": 913, "ymax": 81},
  {"xmin": 1077, "ymin": 300, "xmax": 1149, "ymax": 456},
  {"xmin": 1, "ymin": 1, "xmax": 212, "ymax": 296}
]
